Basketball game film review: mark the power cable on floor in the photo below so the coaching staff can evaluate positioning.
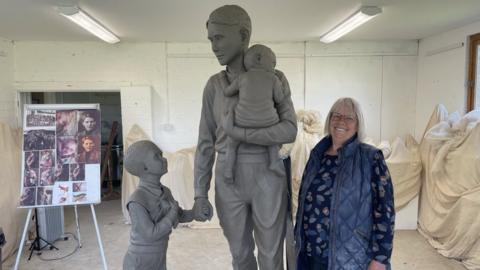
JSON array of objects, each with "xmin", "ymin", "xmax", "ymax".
[{"xmin": 37, "ymin": 232, "xmax": 80, "ymax": 261}]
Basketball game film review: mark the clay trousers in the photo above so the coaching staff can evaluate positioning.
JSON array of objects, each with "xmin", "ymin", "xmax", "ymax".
[
  {"xmin": 123, "ymin": 249, "xmax": 166, "ymax": 270},
  {"xmin": 215, "ymin": 153, "xmax": 287, "ymax": 270}
]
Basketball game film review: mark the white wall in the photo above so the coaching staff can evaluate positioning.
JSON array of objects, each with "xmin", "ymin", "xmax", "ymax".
[
  {"xmin": 0, "ymin": 38, "xmax": 14, "ymax": 126},
  {"xmin": 161, "ymin": 42, "xmax": 306, "ymax": 151},
  {"xmin": 11, "ymin": 40, "xmax": 418, "ymax": 152},
  {"xmin": 305, "ymin": 41, "xmax": 418, "ymax": 143},
  {"xmin": 14, "ymin": 41, "xmax": 167, "ymax": 142},
  {"xmin": 163, "ymin": 41, "xmax": 418, "ymax": 150},
  {"xmin": 416, "ymin": 20, "xmax": 480, "ymax": 139}
]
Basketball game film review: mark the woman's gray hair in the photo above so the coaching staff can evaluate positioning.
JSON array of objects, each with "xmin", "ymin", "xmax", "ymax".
[{"xmin": 324, "ymin": 97, "xmax": 366, "ymax": 141}]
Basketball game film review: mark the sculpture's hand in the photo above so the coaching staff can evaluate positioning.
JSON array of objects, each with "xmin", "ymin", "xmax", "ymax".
[
  {"xmin": 167, "ymin": 201, "xmax": 180, "ymax": 228},
  {"xmin": 222, "ymin": 108, "xmax": 235, "ymax": 135},
  {"xmin": 368, "ymin": 260, "xmax": 386, "ymax": 270},
  {"xmin": 193, "ymin": 197, "xmax": 213, "ymax": 222}
]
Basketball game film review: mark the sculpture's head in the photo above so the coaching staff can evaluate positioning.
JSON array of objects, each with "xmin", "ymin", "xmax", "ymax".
[
  {"xmin": 244, "ymin": 44, "xmax": 276, "ymax": 72},
  {"xmin": 206, "ymin": 5, "xmax": 251, "ymax": 66},
  {"xmin": 124, "ymin": 140, "xmax": 168, "ymax": 180}
]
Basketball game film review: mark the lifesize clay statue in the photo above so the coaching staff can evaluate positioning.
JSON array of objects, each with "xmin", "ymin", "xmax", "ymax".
[
  {"xmin": 123, "ymin": 140, "xmax": 193, "ymax": 270},
  {"xmin": 192, "ymin": 5, "xmax": 297, "ymax": 270},
  {"xmin": 223, "ymin": 44, "xmax": 285, "ymax": 180}
]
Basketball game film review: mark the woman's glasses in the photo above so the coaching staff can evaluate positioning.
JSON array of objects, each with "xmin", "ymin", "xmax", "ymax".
[{"xmin": 331, "ymin": 112, "xmax": 356, "ymax": 124}]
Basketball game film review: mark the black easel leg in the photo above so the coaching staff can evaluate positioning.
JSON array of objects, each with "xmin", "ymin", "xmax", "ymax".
[{"xmin": 27, "ymin": 208, "xmax": 59, "ymax": 261}]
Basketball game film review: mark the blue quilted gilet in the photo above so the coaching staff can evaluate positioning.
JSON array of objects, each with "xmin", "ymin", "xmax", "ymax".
[{"xmin": 295, "ymin": 135, "xmax": 385, "ymax": 270}]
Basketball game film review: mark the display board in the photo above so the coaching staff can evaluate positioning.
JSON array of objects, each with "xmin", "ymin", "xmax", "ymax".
[{"xmin": 19, "ymin": 104, "xmax": 101, "ymax": 208}]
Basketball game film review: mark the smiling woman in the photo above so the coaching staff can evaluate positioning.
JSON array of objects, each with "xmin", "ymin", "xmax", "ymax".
[{"xmin": 295, "ymin": 97, "xmax": 395, "ymax": 270}]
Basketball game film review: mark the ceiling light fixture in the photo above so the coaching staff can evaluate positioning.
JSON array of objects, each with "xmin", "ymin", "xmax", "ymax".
[
  {"xmin": 56, "ymin": 5, "xmax": 120, "ymax": 44},
  {"xmin": 320, "ymin": 6, "xmax": 382, "ymax": 43}
]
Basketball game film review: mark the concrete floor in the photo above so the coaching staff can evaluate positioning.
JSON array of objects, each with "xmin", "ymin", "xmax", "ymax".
[{"xmin": 4, "ymin": 200, "xmax": 467, "ymax": 270}]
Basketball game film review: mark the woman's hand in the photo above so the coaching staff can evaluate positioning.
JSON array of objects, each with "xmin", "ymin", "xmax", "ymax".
[{"xmin": 368, "ymin": 260, "xmax": 386, "ymax": 270}]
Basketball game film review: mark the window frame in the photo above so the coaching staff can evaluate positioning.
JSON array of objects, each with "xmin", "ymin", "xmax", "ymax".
[{"xmin": 467, "ymin": 33, "xmax": 480, "ymax": 111}]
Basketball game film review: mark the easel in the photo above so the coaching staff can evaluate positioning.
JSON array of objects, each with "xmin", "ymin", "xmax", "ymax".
[
  {"xmin": 27, "ymin": 208, "xmax": 59, "ymax": 260},
  {"xmin": 13, "ymin": 204, "xmax": 108, "ymax": 270},
  {"xmin": 101, "ymin": 121, "xmax": 121, "ymax": 201}
]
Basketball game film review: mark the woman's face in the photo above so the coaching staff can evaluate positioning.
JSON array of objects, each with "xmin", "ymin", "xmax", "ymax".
[
  {"xmin": 82, "ymin": 138, "xmax": 95, "ymax": 153},
  {"xmin": 329, "ymin": 104, "xmax": 358, "ymax": 146},
  {"xmin": 83, "ymin": 117, "xmax": 96, "ymax": 131}
]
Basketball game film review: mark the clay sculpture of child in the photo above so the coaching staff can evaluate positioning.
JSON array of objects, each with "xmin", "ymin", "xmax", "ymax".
[
  {"xmin": 123, "ymin": 140, "xmax": 194, "ymax": 270},
  {"xmin": 223, "ymin": 44, "xmax": 285, "ymax": 179}
]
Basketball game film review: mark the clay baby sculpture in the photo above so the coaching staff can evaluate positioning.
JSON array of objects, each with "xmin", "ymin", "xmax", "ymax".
[
  {"xmin": 123, "ymin": 140, "xmax": 193, "ymax": 270},
  {"xmin": 223, "ymin": 44, "xmax": 285, "ymax": 179}
]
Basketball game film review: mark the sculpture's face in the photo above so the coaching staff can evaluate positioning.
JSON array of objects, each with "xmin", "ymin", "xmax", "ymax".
[
  {"xmin": 145, "ymin": 147, "xmax": 168, "ymax": 177},
  {"xmin": 83, "ymin": 117, "xmax": 96, "ymax": 131},
  {"xmin": 329, "ymin": 104, "xmax": 358, "ymax": 146},
  {"xmin": 208, "ymin": 23, "xmax": 245, "ymax": 66}
]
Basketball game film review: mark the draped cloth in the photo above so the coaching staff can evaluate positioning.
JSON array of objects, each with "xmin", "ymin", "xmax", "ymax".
[
  {"xmin": 279, "ymin": 110, "xmax": 323, "ymax": 220},
  {"xmin": 386, "ymin": 135, "xmax": 422, "ymax": 211},
  {"xmin": 161, "ymin": 148, "xmax": 220, "ymax": 228},
  {"xmin": 418, "ymin": 105, "xmax": 480, "ymax": 270},
  {"xmin": 0, "ymin": 123, "xmax": 26, "ymax": 260}
]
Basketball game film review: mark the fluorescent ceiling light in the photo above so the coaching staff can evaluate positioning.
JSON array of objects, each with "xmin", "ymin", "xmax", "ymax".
[
  {"xmin": 320, "ymin": 6, "xmax": 382, "ymax": 43},
  {"xmin": 57, "ymin": 6, "xmax": 120, "ymax": 44}
]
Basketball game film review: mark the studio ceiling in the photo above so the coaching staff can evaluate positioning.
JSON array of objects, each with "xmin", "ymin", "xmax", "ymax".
[{"xmin": 1, "ymin": 0, "xmax": 480, "ymax": 42}]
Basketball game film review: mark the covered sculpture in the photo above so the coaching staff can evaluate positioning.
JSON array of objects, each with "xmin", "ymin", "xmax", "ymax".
[
  {"xmin": 385, "ymin": 135, "xmax": 422, "ymax": 210},
  {"xmin": 0, "ymin": 123, "xmax": 25, "ymax": 262},
  {"xmin": 418, "ymin": 105, "xmax": 480, "ymax": 270},
  {"xmin": 123, "ymin": 140, "xmax": 193, "ymax": 270},
  {"xmin": 279, "ymin": 110, "xmax": 323, "ymax": 219}
]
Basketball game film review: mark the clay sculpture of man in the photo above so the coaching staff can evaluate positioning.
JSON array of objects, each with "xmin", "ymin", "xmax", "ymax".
[
  {"xmin": 192, "ymin": 5, "xmax": 297, "ymax": 270},
  {"xmin": 223, "ymin": 44, "xmax": 285, "ymax": 180},
  {"xmin": 123, "ymin": 140, "xmax": 193, "ymax": 270}
]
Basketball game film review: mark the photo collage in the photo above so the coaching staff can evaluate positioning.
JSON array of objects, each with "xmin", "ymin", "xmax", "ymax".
[{"xmin": 20, "ymin": 107, "xmax": 101, "ymax": 207}]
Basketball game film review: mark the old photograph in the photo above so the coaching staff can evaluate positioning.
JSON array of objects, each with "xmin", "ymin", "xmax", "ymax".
[
  {"xmin": 26, "ymin": 109, "xmax": 56, "ymax": 127},
  {"xmin": 56, "ymin": 110, "xmax": 77, "ymax": 136},
  {"xmin": 57, "ymin": 136, "xmax": 77, "ymax": 164},
  {"xmin": 23, "ymin": 130, "xmax": 56, "ymax": 151}
]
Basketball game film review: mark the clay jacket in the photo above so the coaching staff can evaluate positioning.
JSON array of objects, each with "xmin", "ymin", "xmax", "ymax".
[
  {"xmin": 127, "ymin": 184, "xmax": 175, "ymax": 253},
  {"xmin": 295, "ymin": 135, "xmax": 392, "ymax": 270}
]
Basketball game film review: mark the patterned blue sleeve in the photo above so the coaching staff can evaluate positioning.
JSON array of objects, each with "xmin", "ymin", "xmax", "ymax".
[{"xmin": 370, "ymin": 151, "xmax": 395, "ymax": 265}]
